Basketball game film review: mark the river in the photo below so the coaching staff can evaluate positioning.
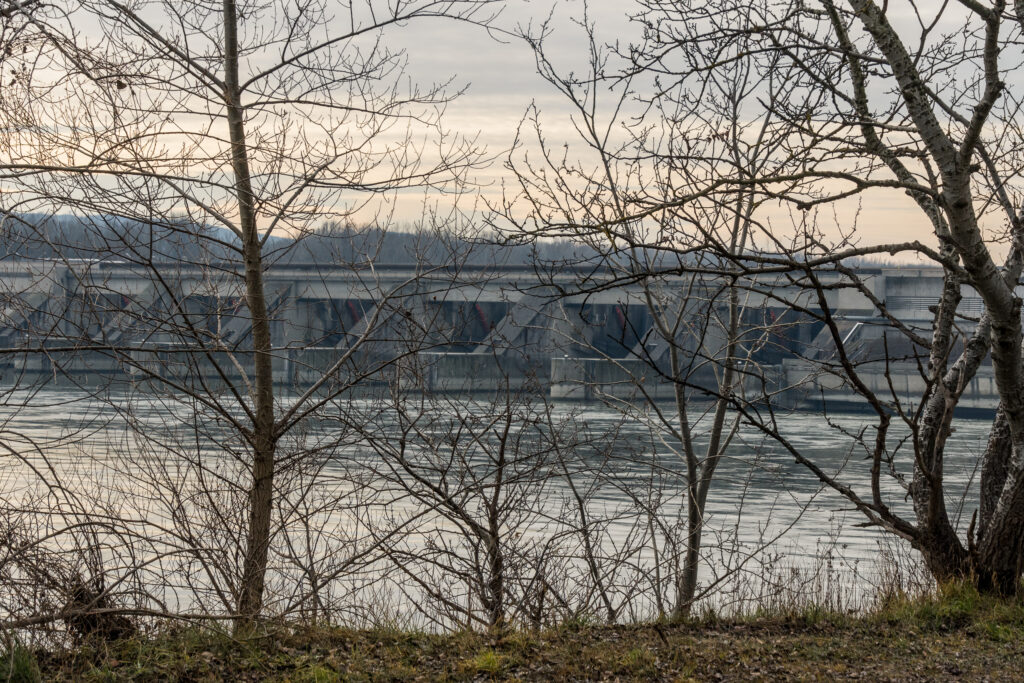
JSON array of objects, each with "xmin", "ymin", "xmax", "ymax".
[{"xmin": 0, "ymin": 386, "xmax": 995, "ymax": 626}]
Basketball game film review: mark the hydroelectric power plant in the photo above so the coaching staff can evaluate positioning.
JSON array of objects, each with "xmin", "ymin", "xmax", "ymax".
[{"xmin": 0, "ymin": 257, "xmax": 999, "ymax": 411}]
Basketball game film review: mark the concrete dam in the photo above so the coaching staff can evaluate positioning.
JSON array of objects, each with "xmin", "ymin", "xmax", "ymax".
[{"xmin": 0, "ymin": 258, "xmax": 1000, "ymax": 411}]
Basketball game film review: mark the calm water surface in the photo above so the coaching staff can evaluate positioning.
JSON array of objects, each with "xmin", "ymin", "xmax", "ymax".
[{"xmin": 0, "ymin": 386, "xmax": 996, "ymax": 616}]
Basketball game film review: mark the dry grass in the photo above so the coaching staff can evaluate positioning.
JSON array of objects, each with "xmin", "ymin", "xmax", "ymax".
[{"xmin": 6, "ymin": 582, "xmax": 1024, "ymax": 681}]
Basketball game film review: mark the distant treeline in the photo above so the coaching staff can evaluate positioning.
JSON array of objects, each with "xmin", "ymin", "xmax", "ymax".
[
  {"xmin": 0, "ymin": 213, "xmax": 904, "ymax": 271},
  {"xmin": 0, "ymin": 214, "xmax": 592, "ymax": 268}
]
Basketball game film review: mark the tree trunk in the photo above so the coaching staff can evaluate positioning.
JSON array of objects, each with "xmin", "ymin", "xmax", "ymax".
[
  {"xmin": 673, "ymin": 498, "xmax": 702, "ymax": 621},
  {"xmin": 484, "ymin": 532, "xmax": 505, "ymax": 632},
  {"xmin": 222, "ymin": 0, "xmax": 278, "ymax": 628},
  {"xmin": 976, "ymin": 423, "xmax": 1024, "ymax": 595},
  {"xmin": 980, "ymin": 407, "xmax": 1011, "ymax": 538}
]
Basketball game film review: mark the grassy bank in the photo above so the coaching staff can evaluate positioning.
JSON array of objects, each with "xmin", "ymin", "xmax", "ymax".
[{"xmin": 5, "ymin": 584, "xmax": 1024, "ymax": 681}]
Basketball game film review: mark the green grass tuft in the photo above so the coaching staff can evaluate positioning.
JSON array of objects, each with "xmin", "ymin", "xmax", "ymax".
[
  {"xmin": 459, "ymin": 648, "xmax": 507, "ymax": 677},
  {"xmin": 292, "ymin": 664, "xmax": 340, "ymax": 682},
  {"xmin": 0, "ymin": 641, "xmax": 41, "ymax": 683},
  {"xmin": 619, "ymin": 646, "xmax": 658, "ymax": 677},
  {"xmin": 874, "ymin": 579, "xmax": 1024, "ymax": 633}
]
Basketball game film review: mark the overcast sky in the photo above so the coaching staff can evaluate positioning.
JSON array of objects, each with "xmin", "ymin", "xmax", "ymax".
[
  {"xmin": 333, "ymin": 1, "xmax": 968, "ymax": 254},
  {"xmin": 363, "ymin": 1, "xmax": 653, "ymax": 227}
]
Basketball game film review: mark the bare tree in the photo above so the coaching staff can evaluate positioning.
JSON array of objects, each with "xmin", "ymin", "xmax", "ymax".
[
  {"xmin": 503, "ymin": 0, "xmax": 1024, "ymax": 598},
  {"xmin": 695, "ymin": 0, "xmax": 1024, "ymax": 594},
  {"xmin": 0, "ymin": 0, "xmax": 498, "ymax": 630},
  {"xmin": 494, "ymin": 4, "xmax": 834, "ymax": 618}
]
